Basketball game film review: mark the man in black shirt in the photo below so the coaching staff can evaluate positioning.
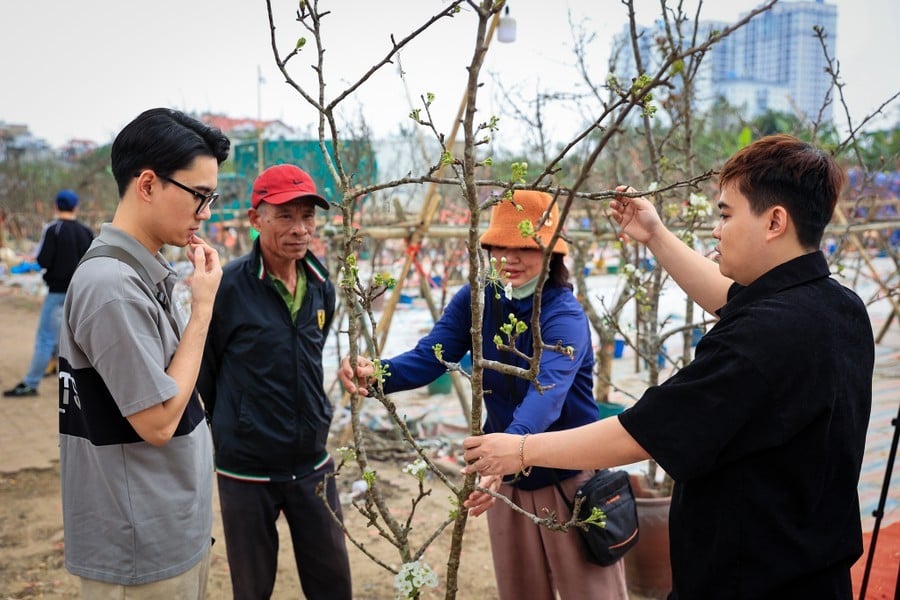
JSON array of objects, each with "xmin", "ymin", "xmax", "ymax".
[
  {"xmin": 5, "ymin": 190, "xmax": 93, "ymax": 397},
  {"xmin": 462, "ymin": 135, "xmax": 874, "ymax": 598}
]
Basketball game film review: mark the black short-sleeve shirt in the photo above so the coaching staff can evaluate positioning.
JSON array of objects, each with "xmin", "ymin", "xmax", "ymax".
[{"xmin": 619, "ymin": 251, "xmax": 874, "ymax": 599}]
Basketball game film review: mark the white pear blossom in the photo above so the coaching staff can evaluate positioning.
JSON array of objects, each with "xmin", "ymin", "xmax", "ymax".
[
  {"xmin": 395, "ymin": 560, "xmax": 439, "ymax": 599},
  {"xmin": 687, "ymin": 192, "xmax": 712, "ymax": 218},
  {"xmin": 402, "ymin": 459, "xmax": 428, "ymax": 480}
]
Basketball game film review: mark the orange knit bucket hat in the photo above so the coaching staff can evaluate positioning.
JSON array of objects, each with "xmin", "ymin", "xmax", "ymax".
[{"xmin": 480, "ymin": 190, "xmax": 568, "ymax": 255}]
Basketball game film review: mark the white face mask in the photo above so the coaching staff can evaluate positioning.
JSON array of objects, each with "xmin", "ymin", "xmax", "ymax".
[{"xmin": 508, "ymin": 275, "xmax": 540, "ymax": 299}]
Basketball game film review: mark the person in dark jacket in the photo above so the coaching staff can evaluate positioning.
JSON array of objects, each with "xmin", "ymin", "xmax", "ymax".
[
  {"xmin": 339, "ymin": 191, "xmax": 628, "ymax": 599},
  {"xmin": 462, "ymin": 135, "xmax": 874, "ymax": 599},
  {"xmin": 198, "ymin": 164, "xmax": 351, "ymax": 600},
  {"xmin": 5, "ymin": 190, "xmax": 93, "ymax": 397}
]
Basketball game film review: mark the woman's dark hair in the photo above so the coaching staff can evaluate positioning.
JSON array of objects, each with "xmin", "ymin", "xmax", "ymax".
[
  {"xmin": 110, "ymin": 108, "xmax": 231, "ymax": 197},
  {"xmin": 548, "ymin": 253, "xmax": 572, "ymax": 290},
  {"xmin": 718, "ymin": 134, "xmax": 846, "ymax": 249}
]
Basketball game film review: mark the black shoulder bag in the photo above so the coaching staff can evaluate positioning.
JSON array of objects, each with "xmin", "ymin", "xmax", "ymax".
[{"xmin": 553, "ymin": 469, "xmax": 640, "ymax": 566}]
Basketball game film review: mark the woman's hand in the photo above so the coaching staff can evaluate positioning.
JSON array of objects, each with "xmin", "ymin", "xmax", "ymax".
[
  {"xmin": 463, "ymin": 474, "xmax": 502, "ymax": 517},
  {"xmin": 461, "ymin": 433, "xmax": 522, "ymax": 477},
  {"xmin": 338, "ymin": 355, "xmax": 375, "ymax": 396}
]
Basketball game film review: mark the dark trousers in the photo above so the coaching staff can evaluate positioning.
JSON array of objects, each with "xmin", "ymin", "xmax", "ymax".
[{"xmin": 217, "ymin": 463, "xmax": 352, "ymax": 600}]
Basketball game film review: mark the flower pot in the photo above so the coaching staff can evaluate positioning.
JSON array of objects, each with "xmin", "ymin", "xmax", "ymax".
[
  {"xmin": 690, "ymin": 326, "xmax": 703, "ymax": 347},
  {"xmin": 625, "ymin": 495, "xmax": 672, "ymax": 599},
  {"xmin": 427, "ymin": 372, "xmax": 452, "ymax": 395},
  {"xmin": 597, "ymin": 401, "xmax": 627, "ymax": 420}
]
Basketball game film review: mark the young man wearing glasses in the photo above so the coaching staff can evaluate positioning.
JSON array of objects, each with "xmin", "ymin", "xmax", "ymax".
[
  {"xmin": 198, "ymin": 164, "xmax": 352, "ymax": 599},
  {"xmin": 58, "ymin": 108, "xmax": 230, "ymax": 598}
]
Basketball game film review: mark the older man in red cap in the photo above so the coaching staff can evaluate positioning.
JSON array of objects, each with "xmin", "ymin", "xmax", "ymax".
[{"xmin": 198, "ymin": 164, "xmax": 351, "ymax": 600}]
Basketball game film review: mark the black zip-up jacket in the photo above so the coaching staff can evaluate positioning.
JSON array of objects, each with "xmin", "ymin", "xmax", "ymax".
[{"xmin": 198, "ymin": 240, "xmax": 336, "ymax": 481}]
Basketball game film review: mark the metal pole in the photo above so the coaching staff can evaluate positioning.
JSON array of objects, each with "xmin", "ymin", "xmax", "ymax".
[
  {"xmin": 858, "ymin": 400, "xmax": 900, "ymax": 600},
  {"xmin": 257, "ymin": 65, "xmax": 265, "ymax": 175},
  {"xmin": 374, "ymin": 11, "xmax": 502, "ymax": 354}
]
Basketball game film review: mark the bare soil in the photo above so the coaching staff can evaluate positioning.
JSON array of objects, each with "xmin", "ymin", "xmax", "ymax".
[{"xmin": 0, "ymin": 289, "xmax": 497, "ymax": 599}]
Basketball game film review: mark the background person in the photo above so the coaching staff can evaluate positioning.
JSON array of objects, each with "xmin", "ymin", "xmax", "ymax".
[
  {"xmin": 462, "ymin": 135, "xmax": 875, "ymax": 598},
  {"xmin": 58, "ymin": 108, "xmax": 229, "ymax": 598},
  {"xmin": 4, "ymin": 190, "xmax": 93, "ymax": 398},
  {"xmin": 198, "ymin": 164, "xmax": 352, "ymax": 600},
  {"xmin": 340, "ymin": 190, "xmax": 628, "ymax": 600}
]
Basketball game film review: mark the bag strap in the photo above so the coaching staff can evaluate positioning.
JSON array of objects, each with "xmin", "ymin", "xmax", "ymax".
[
  {"xmin": 550, "ymin": 469, "xmax": 577, "ymax": 512},
  {"xmin": 79, "ymin": 245, "xmax": 180, "ymax": 334}
]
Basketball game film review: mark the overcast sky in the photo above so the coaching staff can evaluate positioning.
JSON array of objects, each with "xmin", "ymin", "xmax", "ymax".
[{"xmin": 1, "ymin": 0, "xmax": 897, "ymax": 148}]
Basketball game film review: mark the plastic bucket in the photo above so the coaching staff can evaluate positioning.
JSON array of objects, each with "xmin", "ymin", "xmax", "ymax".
[
  {"xmin": 597, "ymin": 402, "xmax": 627, "ymax": 419},
  {"xmin": 690, "ymin": 327, "xmax": 703, "ymax": 347},
  {"xmin": 459, "ymin": 352, "xmax": 473, "ymax": 374},
  {"xmin": 427, "ymin": 372, "xmax": 452, "ymax": 395}
]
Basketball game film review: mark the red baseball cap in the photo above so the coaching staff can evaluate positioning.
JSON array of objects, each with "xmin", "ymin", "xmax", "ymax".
[{"xmin": 251, "ymin": 164, "xmax": 329, "ymax": 210}]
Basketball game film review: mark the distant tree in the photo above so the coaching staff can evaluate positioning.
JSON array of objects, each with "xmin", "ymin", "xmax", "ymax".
[
  {"xmin": 751, "ymin": 108, "xmax": 803, "ymax": 136},
  {"xmin": 693, "ymin": 98, "xmax": 751, "ymax": 170},
  {"xmin": 853, "ymin": 128, "xmax": 900, "ymax": 171},
  {"xmin": 0, "ymin": 145, "xmax": 117, "ymax": 245}
]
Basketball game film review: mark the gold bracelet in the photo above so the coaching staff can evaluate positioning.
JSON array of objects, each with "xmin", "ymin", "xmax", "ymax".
[{"xmin": 519, "ymin": 434, "xmax": 533, "ymax": 477}]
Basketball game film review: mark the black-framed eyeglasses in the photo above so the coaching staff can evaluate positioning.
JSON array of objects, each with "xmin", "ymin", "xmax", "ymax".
[{"xmin": 158, "ymin": 174, "xmax": 219, "ymax": 214}]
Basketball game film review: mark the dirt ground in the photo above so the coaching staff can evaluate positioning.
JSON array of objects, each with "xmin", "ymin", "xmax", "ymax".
[{"xmin": 0, "ymin": 290, "xmax": 497, "ymax": 599}]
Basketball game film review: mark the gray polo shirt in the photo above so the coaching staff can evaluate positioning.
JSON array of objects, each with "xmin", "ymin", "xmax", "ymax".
[{"xmin": 58, "ymin": 224, "xmax": 213, "ymax": 585}]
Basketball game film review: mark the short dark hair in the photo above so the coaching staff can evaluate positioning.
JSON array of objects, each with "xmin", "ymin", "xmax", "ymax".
[
  {"xmin": 110, "ymin": 108, "xmax": 231, "ymax": 197},
  {"xmin": 718, "ymin": 134, "xmax": 846, "ymax": 249}
]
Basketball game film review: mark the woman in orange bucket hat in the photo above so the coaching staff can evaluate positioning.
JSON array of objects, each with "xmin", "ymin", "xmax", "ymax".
[{"xmin": 340, "ymin": 190, "xmax": 628, "ymax": 599}]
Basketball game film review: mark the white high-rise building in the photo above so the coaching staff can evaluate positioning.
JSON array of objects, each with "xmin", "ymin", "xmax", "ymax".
[
  {"xmin": 614, "ymin": 0, "xmax": 838, "ymax": 122},
  {"xmin": 713, "ymin": 0, "xmax": 837, "ymax": 121}
]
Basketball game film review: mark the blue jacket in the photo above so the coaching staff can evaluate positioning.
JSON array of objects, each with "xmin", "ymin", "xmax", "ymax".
[
  {"xmin": 198, "ymin": 240, "xmax": 336, "ymax": 481},
  {"xmin": 383, "ymin": 282, "xmax": 598, "ymax": 489}
]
